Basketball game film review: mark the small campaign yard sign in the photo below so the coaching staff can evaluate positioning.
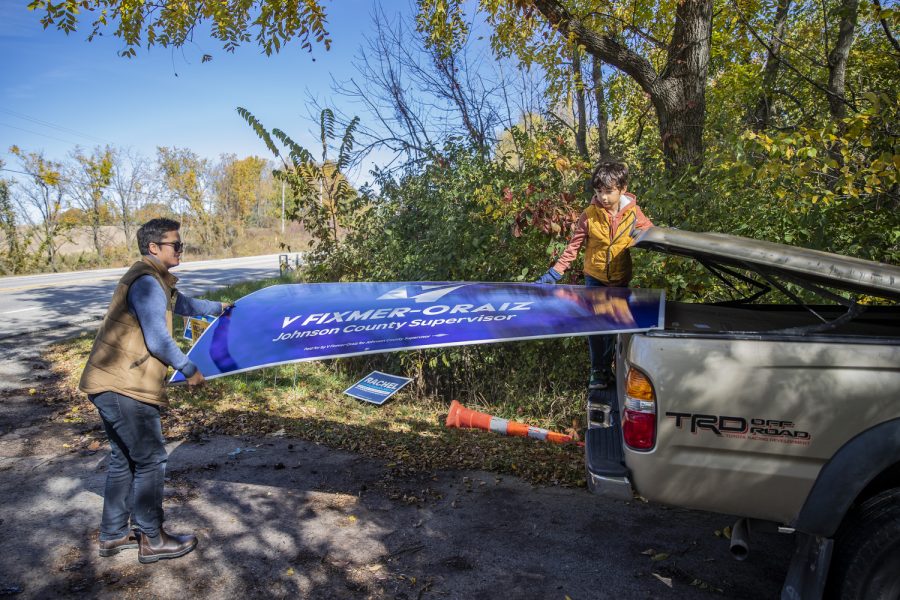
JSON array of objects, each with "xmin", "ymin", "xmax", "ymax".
[
  {"xmin": 344, "ymin": 371, "xmax": 413, "ymax": 405},
  {"xmin": 183, "ymin": 315, "xmax": 217, "ymax": 342}
]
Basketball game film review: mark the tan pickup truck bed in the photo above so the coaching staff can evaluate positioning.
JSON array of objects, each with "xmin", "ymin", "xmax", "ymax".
[{"xmin": 585, "ymin": 228, "xmax": 900, "ymax": 600}]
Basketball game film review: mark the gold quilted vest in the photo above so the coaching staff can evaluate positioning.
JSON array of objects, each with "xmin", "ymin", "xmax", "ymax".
[{"xmin": 583, "ymin": 203, "xmax": 640, "ymax": 286}]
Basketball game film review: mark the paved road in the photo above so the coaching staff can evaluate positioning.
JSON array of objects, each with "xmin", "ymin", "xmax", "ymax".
[{"xmin": 0, "ymin": 255, "xmax": 282, "ymax": 340}]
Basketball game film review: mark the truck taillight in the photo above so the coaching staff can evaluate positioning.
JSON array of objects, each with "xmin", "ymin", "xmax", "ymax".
[{"xmin": 623, "ymin": 368, "xmax": 656, "ymax": 450}]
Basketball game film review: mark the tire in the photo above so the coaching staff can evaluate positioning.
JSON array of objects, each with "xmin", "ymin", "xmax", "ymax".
[{"xmin": 828, "ymin": 487, "xmax": 900, "ymax": 600}]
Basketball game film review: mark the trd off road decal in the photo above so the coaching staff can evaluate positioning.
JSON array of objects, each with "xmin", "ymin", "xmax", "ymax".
[{"xmin": 666, "ymin": 412, "xmax": 811, "ymax": 446}]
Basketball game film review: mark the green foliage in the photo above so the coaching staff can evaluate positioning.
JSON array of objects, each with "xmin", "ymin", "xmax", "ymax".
[
  {"xmin": 0, "ymin": 165, "xmax": 33, "ymax": 275},
  {"xmin": 732, "ymin": 95, "xmax": 899, "ymax": 264},
  {"xmin": 27, "ymin": 0, "xmax": 331, "ymax": 57},
  {"xmin": 70, "ymin": 146, "xmax": 115, "ymax": 262},
  {"xmin": 9, "ymin": 145, "xmax": 71, "ymax": 271},
  {"xmin": 2, "ymin": 140, "xmax": 286, "ymax": 274},
  {"xmin": 292, "ymin": 83, "xmax": 897, "ymax": 402},
  {"xmin": 156, "ymin": 147, "xmax": 208, "ymax": 248},
  {"xmin": 616, "ymin": 93, "xmax": 899, "ymax": 302},
  {"xmin": 416, "ymin": 0, "xmax": 470, "ymax": 58},
  {"xmin": 296, "ymin": 130, "xmax": 597, "ymax": 406},
  {"xmin": 239, "ymin": 107, "xmax": 362, "ymax": 275},
  {"xmin": 213, "ymin": 154, "xmax": 270, "ymax": 237}
]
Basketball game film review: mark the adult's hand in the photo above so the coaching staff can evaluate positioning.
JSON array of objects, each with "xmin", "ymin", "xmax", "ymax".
[{"xmin": 186, "ymin": 370, "xmax": 206, "ymax": 388}]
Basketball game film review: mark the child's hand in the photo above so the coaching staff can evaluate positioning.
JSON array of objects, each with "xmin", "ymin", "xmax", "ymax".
[{"xmin": 536, "ymin": 268, "xmax": 563, "ymax": 284}]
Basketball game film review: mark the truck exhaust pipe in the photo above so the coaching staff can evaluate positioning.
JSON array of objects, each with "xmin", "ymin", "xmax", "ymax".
[{"xmin": 730, "ymin": 518, "xmax": 750, "ymax": 561}]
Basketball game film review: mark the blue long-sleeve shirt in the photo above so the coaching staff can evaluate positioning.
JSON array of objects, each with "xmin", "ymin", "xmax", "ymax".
[{"xmin": 127, "ymin": 275, "xmax": 223, "ymax": 377}]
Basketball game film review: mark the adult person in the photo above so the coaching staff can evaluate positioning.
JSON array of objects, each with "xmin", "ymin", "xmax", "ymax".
[{"xmin": 79, "ymin": 217, "xmax": 229, "ymax": 563}]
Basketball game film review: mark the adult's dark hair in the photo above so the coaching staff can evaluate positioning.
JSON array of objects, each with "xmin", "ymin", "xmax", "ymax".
[
  {"xmin": 137, "ymin": 218, "xmax": 180, "ymax": 255},
  {"xmin": 591, "ymin": 160, "xmax": 629, "ymax": 190}
]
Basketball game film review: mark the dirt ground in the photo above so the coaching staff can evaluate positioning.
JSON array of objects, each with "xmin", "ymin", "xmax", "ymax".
[{"xmin": 0, "ymin": 328, "xmax": 793, "ymax": 599}]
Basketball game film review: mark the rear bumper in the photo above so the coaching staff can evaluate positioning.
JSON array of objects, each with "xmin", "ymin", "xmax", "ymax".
[
  {"xmin": 585, "ymin": 387, "xmax": 634, "ymax": 501},
  {"xmin": 587, "ymin": 470, "xmax": 634, "ymax": 501}
]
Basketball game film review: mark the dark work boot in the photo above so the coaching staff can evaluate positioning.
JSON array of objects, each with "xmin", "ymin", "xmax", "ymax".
[
  {"xmin": 138, "ymin": 529, "xmax": 198, "ymax": 563},
  {"xmin": 98, "ymin": 532, "xmax": 139, "ymax": 557}
]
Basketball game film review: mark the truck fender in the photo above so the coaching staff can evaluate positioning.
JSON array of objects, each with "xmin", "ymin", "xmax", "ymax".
[{"xmin": 794, "ymin": 417, "xmax": 900, "ymax": 538}]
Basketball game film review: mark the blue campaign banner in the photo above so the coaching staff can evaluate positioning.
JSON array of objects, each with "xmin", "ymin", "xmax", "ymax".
[
  {"xmin": 344, "ymin": 371, "xmax": 413, "ymax": 405},
  {"xmin": 170, "ymin": 282, "xmax": 665, "ymax": 383}
]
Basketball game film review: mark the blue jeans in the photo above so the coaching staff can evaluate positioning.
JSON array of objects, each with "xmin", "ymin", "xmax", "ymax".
[
  {"xmin": 585, "ymin": 274, "xmax": 615, "ymax": 376},
  {"xmin": 89, "ymin": 391, "xmax": 167, "ymax": 540}
]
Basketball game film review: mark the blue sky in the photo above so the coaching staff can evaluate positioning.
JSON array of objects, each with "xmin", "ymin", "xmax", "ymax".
[{"xmin": 0, "ymin": 1, "xmax": 407, "ymax": 185}]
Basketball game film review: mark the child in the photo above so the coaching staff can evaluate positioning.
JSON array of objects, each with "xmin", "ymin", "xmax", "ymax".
[{"xmin": 536, "ymin": 160, "xmax": 653, "ymax": 389}]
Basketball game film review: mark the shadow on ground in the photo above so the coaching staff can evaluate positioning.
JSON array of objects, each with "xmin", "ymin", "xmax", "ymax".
[{"xmin": 0, "ymin": 385, "xmax": 793, "ymax": 600}]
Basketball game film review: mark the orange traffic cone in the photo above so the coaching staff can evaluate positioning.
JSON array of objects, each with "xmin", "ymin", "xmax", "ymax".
[{"xmin": 445, "ymin": 400, "xmax": 577, "ymax": 445}]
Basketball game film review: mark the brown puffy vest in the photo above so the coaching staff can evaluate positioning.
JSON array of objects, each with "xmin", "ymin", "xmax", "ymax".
[{"xmin": 79, "ymin": 258, "xmax": 178, "ymax": 406}]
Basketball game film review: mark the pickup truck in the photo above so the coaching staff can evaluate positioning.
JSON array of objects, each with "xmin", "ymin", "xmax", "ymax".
[{"xmin": 586, "ymin": 227, "xmax": 900, "ymax": 600}]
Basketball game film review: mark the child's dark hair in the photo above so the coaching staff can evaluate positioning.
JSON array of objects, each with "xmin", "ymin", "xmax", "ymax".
[
  {"xmin": 137, "ymin": 218, "xmax": 180, "ymax": 255},
  {"xmin": 591, "ymin": 160, "xmax": 629, "ymax": 190}
]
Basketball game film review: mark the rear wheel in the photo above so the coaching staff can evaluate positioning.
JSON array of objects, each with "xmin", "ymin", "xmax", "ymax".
[{"xmin": 829, "ymin": 487, "xmax": 900, "ymax": 600}]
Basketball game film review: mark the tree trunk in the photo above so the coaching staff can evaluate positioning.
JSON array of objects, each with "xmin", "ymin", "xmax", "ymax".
[
  {"xmin": 872, "ymin": 0, "xmax": 900, "ymax": 55},
  {"xmin": 122, "ymin": 213, "xmax": 132, "ymax": 247},
  {"xmin": 532, "ymin": 0, "xmax": 713, "ymax": 173},
  {"xmin": 591, "ymin": 56, "xmax": 610, "ymax": 158},
  {"xmin": 748, "ymin": 0, "xmax": 792, "ymax": 130},
  {"xmin": 43, "ymin": 221, "xmax": 56, "ymax": 271},
  {"xmin": 650, "ymin": 0, "xmax": 713, "ymax": 171},
  {"xmin": 572, "ymin": 48, "xmax": 589, "ymax": 160},
  {"xmin": 92, "ymin": 210, "xmax": 103, "ymax": 262},
  {"xmin": 826, "ymin": 0, "xmax": 859, "ymax": 121}
]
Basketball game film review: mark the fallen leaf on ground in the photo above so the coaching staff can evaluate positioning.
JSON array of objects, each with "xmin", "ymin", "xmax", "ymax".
[
  {"xmin": 691, "ymin": 577, "xmax": 723, "ymax": 592},
  {"xmin": 651, "ymin": 552, "xmax": 669, "ymax": 561},
  {"xmin": 88, "ymin": 441, "xmax": 101, "ymax": 451},
  {"xmin": 652, "ymin": 573, "xmax": 673, "ymax": 588}
]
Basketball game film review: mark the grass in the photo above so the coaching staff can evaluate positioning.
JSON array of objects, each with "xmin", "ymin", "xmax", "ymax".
[{"xmin": 44, "ymin": 276, "xmax": 587, "ymax": 488}]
